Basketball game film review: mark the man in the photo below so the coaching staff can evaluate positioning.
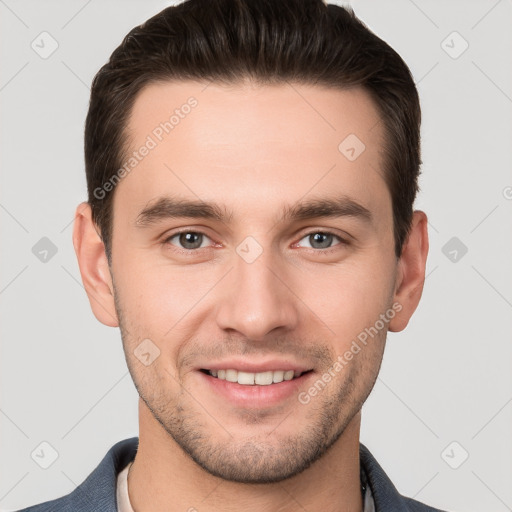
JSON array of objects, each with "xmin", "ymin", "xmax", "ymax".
[{"xmin": 17, "ymin": 0, "xmax": 447, "ymax": 510}]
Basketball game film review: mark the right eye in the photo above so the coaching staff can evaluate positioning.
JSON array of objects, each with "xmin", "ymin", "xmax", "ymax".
[{"xmin": 163, "ymin": 230, "xmax": 215, "ymax": 251}]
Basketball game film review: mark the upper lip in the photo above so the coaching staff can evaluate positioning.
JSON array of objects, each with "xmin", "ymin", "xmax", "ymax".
[{"xmin": 197, "ymin": 358, "xmax": 313, "ymax": 373}]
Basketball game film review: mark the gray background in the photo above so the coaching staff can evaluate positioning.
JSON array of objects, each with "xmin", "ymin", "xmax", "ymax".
[{"xmin": 1, "ymin": 0, "xmax": 511, "ymax": 511}]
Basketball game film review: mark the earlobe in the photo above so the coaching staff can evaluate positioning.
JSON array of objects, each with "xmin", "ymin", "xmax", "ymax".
[
  {"xmin": 72, "ymin": 202, "xmax": 119, "ymax": 327},
  {"xmin": 388, "ymin": 210, "xmax": 429, "ymax": 333}
]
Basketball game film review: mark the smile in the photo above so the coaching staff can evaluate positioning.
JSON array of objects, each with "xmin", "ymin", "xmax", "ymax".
[{"xmin": 201, "ymin": 369, "xmax": 311, "ymax": 386}]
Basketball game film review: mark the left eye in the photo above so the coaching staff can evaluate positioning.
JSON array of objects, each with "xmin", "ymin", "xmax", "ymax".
[{"xmin": 297, "ymin": 232, "xmax": 344, "ymax": 250}]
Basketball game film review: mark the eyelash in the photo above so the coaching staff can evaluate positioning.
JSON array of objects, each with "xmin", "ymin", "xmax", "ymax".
[{"xmin": 161, "ymin": 229, "xmax": 349, "ymax": 255}]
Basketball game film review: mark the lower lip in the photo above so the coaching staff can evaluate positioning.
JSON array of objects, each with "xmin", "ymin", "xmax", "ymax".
[{"xmin": 197, "ymin": 371, "xmax": 313, "ymax": 408}]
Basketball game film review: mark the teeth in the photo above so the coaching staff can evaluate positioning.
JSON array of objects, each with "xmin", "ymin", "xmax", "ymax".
[
  {"xmin": 225, "ymin": 369, "xmax": 238, "ymax": 383},
  {"xmin": 208, "ymin": 369, "xmax": 304, "ymax": 386},
  {"xmin": 284, "ymin": 370, "xmax": 294, "ymax": 381},
  {"xmin": 255, "ymin": 371, "xmax": 273, "ymax": 385},
  {"xmin": 272, "ymin": 370, "xmax": 284, "ymax": 383},
  {"xmin": 238, "ymin": 371, "xmax": 255, "ymax": 385}
]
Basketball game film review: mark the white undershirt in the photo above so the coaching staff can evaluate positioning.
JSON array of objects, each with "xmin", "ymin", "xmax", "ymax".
[
  {"xmin": 116, "ymin": 461, "xmax": 375, "ymax": 512},
  {"xmin": 116, "ymin": 462, "xmax": 134, "ymax": 512}
]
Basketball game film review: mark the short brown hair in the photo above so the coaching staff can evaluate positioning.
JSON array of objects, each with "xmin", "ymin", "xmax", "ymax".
[{"xmin": 85, "ymin": 0, "xmax": 421, "ymax": 262}]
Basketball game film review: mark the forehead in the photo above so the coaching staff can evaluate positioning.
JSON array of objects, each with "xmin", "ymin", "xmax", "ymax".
[
  {"xmin": 127, "ymin": 79, "xmax": 383, "ymax": 150},
  {"xmin": 114, "ymin": 80, "xmax": 389, "ymax": 226}
]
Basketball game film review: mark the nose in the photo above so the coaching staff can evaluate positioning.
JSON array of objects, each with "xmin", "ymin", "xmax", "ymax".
[{"xmin": 215, "ymin": 246, "xmax": 300, "ymax": 341}]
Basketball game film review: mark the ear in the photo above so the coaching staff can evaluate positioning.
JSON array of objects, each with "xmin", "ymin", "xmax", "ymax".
[
  {"xmin": 388, "ymin": 210, "xmax": 429, "ymax": 332},
  {"xmin": 72, "ymin": 202, "xmax": 119, "ymax": 327}
]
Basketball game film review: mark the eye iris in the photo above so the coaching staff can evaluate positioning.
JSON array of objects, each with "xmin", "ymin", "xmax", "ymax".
[
  {"xmin": 310, "ymin": 232, "xmax": 333, "ymax": 249},
  {"xmin": 180, "ymin": 232, "xmax": 202, "ymax": 249}
]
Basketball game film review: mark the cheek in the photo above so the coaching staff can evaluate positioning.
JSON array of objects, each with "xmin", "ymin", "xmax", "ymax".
[
  {"xmin": 113, "ymin": 258, "xmax": 217, "ymax": 367},
  {"xmin": 298, "ymin": 256, "xmax": 394, "ymax": 337},
  {"xmin": 115, "ymin": 255, "xmax": 190, "ymax": 322}
]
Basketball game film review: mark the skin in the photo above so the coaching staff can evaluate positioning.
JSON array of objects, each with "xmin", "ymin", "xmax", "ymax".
[{"xmin": 73, "ymin": 80, "xmax": 428, "ymax": 512}]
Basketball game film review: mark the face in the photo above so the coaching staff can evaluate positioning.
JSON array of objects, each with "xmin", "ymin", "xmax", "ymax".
[{"xmin": 106, "ymin": 81, "xmax": 400, "ymax": 483}]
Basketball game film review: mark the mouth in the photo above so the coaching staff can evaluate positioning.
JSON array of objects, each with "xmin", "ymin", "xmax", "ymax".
[{"xmin": 199, "ymin": 368, "xmax": 313, "ymax": 386}]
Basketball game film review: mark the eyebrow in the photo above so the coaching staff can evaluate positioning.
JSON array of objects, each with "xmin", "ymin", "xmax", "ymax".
[{"xmin": 135, "ymin": 195, "xmax": 373, "ymax": 228}]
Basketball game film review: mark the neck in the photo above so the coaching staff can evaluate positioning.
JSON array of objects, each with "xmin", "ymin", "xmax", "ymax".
[{"xmin": 128, "ymin": 399, "xmax": 363, "ymax": 512}]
